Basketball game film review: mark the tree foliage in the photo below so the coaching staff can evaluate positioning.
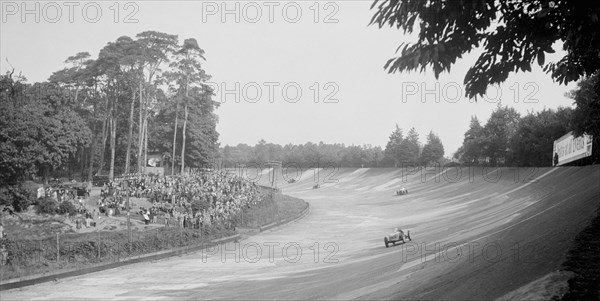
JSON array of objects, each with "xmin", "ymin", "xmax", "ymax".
[
  {"xmin": 454, "ymin": 106, "xmax": 577, "ymax": 166},
  {"xmin": 0, "ymin": 76, "xmax": 91, "ymax": 185},
  {"xmin": 420, "ymin": 131, "xmax": 445, "ymax": 165},
  {"xmin": 455, "ymin": 116, "xmax": 484, "ymax": 163},
  {"xmin": 398, "ymin": 127, "xmax": 421, "ymax": 164},
  {"xmin": 384, "ymin": 124, "xmax": 404, "ymax": 166},
  {"xmin": 370, "ymin": 0, "xmax": 600, "ymax": 98},
  {"xmin": 510, "ymin": 107, "xmax": 572, "ymax": 166},
  {"xmin": 482, "ymin": 105, "xmax": 520, "ymax": 165},
  {"xmin": 220, "ymin": 141, "xmax": 385, "ymax": 168},
  {"xmin": 568, "ymin": 73, "xmax": 600, "ymax": 139}
]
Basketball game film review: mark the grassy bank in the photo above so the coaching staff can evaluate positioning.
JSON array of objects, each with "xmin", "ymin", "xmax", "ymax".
[
  {"xmin": 0, "ymin": 225, "xmax": 234, "ymax": 281},
  {"xmin": 560, "ymin": 205, "xmax": 600, "ymax": 300},
  {"xmin": 0, "ymin": 191, "xmax": 307, "ymax": 282},
  {"xmin": 237, "ymin": 193, "xmax": 307, "ymax": 228}
]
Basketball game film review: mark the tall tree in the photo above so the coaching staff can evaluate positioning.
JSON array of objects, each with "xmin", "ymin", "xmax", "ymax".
[
  {"xmin": 170, "ymin": 38, "xmax": 207, "ymax": 174},
  {"xmin": 398, "ymin": 127, "xmax": 421, "ymax": 165},
  {"xmin": 482, "ymin": 105, "xmax": 520, "ymax": 165},
  {"xmin": 136, "ymin": 31, "xmax": 178, "ymax": 175},
  {"xmin": 96, "ymin": 37, "xmax": 134, "ymax": 180},
  {"xmin": 420, "ymin": 131, "xmax": 445, "ymax": 165},
  {"xmin": 458, "ymin": 116, "xmax": 485, "ymax": 164},
  {"xmin": 384, "ymin": 124, "xmax": 404, "ymax": 167}
]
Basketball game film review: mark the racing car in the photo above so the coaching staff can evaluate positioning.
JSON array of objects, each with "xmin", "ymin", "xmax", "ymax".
[
  {"xmin": 313, "ymin": 184, "xmax": 320, "ymax": 189},
  {"xmin": 384, "ymin": 227, "xmax": 411, "ymax": 248},
  {"xmin": 395, "ymin": 188, "xmax": 408, "ymax": 195}
]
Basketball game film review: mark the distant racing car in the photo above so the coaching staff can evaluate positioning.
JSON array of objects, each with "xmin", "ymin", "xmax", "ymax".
[
  {"xmin": 313, "ymin": 184, "xmax": 320, "ymax": 189},
  {"xmin": 395, "ymin": 188, "xmax": 408, "ymax": 195},
  {"xmin": 384, "ymin": 227, "xmax": 411, "ymax": 248}
]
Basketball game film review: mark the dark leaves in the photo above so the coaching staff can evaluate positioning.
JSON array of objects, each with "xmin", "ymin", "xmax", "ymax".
[{"xmin": 370, "ymin": 0, "xmax": 600, "ymax": 100}]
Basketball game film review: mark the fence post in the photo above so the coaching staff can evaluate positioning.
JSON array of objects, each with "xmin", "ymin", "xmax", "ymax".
[
  {"xmin": 56, "ymin": 233, "xmax": 59, "ymax": 263},
  {"xmin": 97, "ymin": 231, "xmax": 100, "ymax": 259}
]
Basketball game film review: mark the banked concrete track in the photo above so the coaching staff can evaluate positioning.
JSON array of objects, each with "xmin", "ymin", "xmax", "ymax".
[{"xmin": 1, "ymin": 166, "xmax": 599, "ymax": 300}]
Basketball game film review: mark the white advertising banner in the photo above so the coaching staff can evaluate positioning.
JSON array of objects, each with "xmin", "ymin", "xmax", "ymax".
[{"xmin": 553, "ymin": 132, "xmax": 593, "ymax": 166}]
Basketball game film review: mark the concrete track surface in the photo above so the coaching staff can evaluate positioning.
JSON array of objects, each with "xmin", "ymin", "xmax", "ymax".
[{"xmin": 2, "ymin": 166, "xmax": 599, "ymax": 300}]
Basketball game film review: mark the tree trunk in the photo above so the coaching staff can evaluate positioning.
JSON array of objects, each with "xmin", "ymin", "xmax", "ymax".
[
  {"xmin": 108, "ymin": 104, "xmax": 117, "ymax": 181},
  {"xmin": 180, "ymin": 73, "xmax": 191, "ymax": 175},
  {"xmin": 143, "ymin": 115, "xmax": 149, "ymax": 175},
  {"xmin": 97, "ymin": 96, "xmax": 110, "ymax": 175},
  {"xmin": 125, "ymin": 89, "xmax": 136, "ymax": 175},
  {"xmin": 87, "ymin": 87, "xmax": 98, "ymax": 181},
  {"xmin": 137, "ymin": 80, "xmax": 144, "ymax": 175},
  {"xmin": 181, "ymin": 103, "xmax": 188, "ymax": 174},
  {"xmin": 87, "ymin": 124, "xmax": 96, "ymax": 181},
  {"xmin": 171, "ymin": 97, "xmax": 179, "ymax": 175},
  {"xmin": 80, "ymin": 145, "xmax": 85, "ymax": 180}
]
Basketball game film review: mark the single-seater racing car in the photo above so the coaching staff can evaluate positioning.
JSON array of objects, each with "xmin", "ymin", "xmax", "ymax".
[
  {"xmin": 396, "ymin": 187, "xmax": 408, "ymax": 195},
  {"xmin": 384, "ymin": 227, "xmax": 411, "ymax": 248}
]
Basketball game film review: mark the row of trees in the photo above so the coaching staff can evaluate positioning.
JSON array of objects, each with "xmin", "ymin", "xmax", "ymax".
[
  {"xmin": 454, "ymin": 105, "xmax": 571, "ymax": 166},
  {"xmin": 1, "ymin": 31, "xmax": 220, "ymax": 210},
  {"xmin": 220, "ymin": 141, "xmax": 385, "ymax": 168},
  {"xmin": 454, "ymin": 73, "xmax": 600, "ymax": 167},
  {"xmin": 384, "ymin": 126, "xmax": 445, "ymax": 166},
  {"xmin": 219, "ymin": 128, "xmax": 445, "ymax": 168}
]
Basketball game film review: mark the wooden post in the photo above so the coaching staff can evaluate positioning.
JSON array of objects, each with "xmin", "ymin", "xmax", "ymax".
[
  {"xmin": 97, "ymin": 231, "xmax": 100, "ymax": 259},
  {"xmin": 56, "ymin": 233, "xmax": 60, "ymax": 263},
  {"xmin": 125, "ymin": 180, "xmax": 132, "ymax": 253}
]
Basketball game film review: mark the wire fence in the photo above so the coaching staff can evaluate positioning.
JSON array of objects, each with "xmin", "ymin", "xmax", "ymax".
[{"xmin": 0, "ymin": 221, "xmax": 235, "ymax": 281}]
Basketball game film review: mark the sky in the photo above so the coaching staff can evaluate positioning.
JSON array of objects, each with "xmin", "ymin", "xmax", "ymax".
[{"xmin": 0, "ymin": 1, "xmax": 579, "ymax": 157}]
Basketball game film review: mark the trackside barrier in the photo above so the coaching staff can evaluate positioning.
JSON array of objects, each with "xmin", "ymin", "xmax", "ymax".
[{"xmin": 0, "ymin": 234, "xmax": 240, "ymax": 291}]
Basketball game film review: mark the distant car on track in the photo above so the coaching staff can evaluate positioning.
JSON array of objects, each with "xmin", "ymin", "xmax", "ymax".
[
  {"xmin": 313, "ymin": 184, "xmax": 320, "ymax": 189},
  {"xmin": 384, "ymin": 227, "xmax": 411, "ymax": 248},
  {"xmin": 396, "ymin": 188, "xmax": 408, "ymax": 195}
]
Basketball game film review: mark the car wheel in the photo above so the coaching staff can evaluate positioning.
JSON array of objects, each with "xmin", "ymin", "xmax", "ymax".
[{"xmin": 384, "ymin": 237, "xmax": 389, "ymax": 248}]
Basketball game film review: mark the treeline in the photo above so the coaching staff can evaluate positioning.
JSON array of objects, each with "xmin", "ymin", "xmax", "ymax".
[
  {"xmin": 454, "ymin": 73, "xmax": 600, "ymax": 167},
  {"xmin": 453, "ymin": 105, "xmax": 570, "ymax": 166},
  {"xmin": 219, "ymin": 127, "xmax": 445, "ymax": 168},
  {"xmin": 0, "ymin": 31, "xmax": 219, "ymax": 205},
  {"xmin": 454, "ymin": 102, "xmax": 599, "ymax": 167},
  {"xmin": 220, "ymin": 141, "xmax": 385, "ymax": 168}
]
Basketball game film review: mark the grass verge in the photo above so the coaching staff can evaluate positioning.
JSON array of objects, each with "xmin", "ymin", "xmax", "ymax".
[{"xmin": 560, "ymin": 205, "xmax": 600, "ymax": 300}]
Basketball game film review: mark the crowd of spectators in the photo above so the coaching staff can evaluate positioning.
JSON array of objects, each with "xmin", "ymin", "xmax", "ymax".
[
  {"xmin": 100, "ymin": 171, "xmax": 265, "ymax": 230},
  {"xmin": 31, "ymin": 170, "xmax": 265, "ymax": 232}
]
